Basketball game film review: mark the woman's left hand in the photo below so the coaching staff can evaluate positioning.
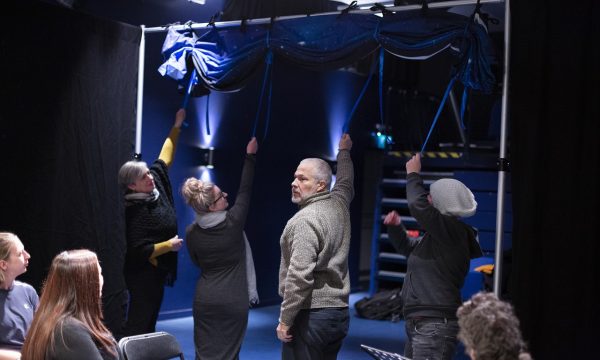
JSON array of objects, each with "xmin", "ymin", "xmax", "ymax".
[{"xmin": 169, "ymin": 236, "xmax": 184, "ymax": 251}]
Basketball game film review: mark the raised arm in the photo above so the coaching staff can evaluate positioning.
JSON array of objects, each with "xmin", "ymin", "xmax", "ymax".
[
  {"xmin": 331, "ymin": 133, "xmax": 354, "ymax": 206},
  {"xmin": 383, "ymin": 210, "xmax": 419, "ymax": 255},
  {"xmin": 405, "ymin": 153, "xmax": 442, "ymax": 231},
  {"xmin": 158, "ymin": 108, "xmax": 186, "ymax": 167},
  {"xmin": 228, "ymin": 137, "xmax": 258, "ymax": 223}
]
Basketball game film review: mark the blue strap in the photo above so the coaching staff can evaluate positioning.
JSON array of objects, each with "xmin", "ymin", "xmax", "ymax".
[
  {"xmin": 181, "ymin": 68, "xmax": 197, "ymax": 127},
  {"xmin": 378, "ymin": 47, "xmax": 385, "ymax": 128},
  {"xmin": 342, "ymin": 52, "xmax": 378, "ymax": 133},
  {"xmin": 205, "ymin": 93, "xmax": 211, "ymax": 135},
  {"xmin": 251, "ymin": 50, "xmax": 273, "ymax": 138},
  {"xmin": 420, "ymin": 76, "xmax": 457, "ymax": 153},
  {"xmin": 460, "ymin": 86, "xmax": 468, "ymax": 130},
  {"xmin": 263, "ymin": 66, "xmax": 274, "ymax": 140}
]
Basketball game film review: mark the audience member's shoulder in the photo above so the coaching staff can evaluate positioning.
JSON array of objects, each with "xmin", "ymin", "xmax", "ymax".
[
  {"xmin": 13, "ymin": 280, "xmax": 36, "ymax": 292},
  {"xmin": 61, "ymin": 317, "xmax": 88, "ymax": 333}
]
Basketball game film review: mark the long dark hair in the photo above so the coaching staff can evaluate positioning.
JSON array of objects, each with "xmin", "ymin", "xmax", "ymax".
[{"xmin": 21, "ymin": 249, "xmax": 116, "ymax": 359}]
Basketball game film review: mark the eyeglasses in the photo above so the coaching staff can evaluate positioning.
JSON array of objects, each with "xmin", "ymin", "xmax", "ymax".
[{"xmin": 212, "ymin": 191, "xmax": 227, "ymax": 206}]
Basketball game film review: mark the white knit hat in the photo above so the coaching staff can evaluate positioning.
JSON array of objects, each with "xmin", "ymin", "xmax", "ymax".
[{"xmin": 429, "ymin": 178, "xmax": 477, "ymax": 218}]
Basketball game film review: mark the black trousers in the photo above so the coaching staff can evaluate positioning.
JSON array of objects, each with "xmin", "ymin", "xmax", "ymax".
[
  {"xmin": 123, "ymin": 267, "xmax": 166, "ymax": 336},
  {"xmin": 282, "ymin": 307, "xmax": 350, "ymax": 360}
]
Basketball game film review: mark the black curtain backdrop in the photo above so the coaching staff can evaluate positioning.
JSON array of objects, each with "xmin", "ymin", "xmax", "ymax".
[
  {"xmin": 0, "ymin": 0, "xmax": 140, "ymax": 338},
  {"xmin": 509, "ymin": 2, "xmax": 599, "ymax": 358}
]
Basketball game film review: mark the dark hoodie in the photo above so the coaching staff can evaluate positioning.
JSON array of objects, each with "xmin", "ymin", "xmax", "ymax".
[{"xmin": 388, "ymin": 172, "xmax": 482, "ymax": 319}]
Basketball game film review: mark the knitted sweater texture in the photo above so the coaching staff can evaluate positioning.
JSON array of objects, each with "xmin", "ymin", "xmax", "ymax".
[
  {"xmin": 278, "ymin": 149, "xmax": 354, "ymax": 326},
  {"xmin": 125, "ymin": 159, "xmax": 178, "ymax": 285}
]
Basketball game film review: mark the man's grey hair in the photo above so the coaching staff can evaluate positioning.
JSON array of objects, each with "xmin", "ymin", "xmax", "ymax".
[
  {"xmin": 300, "ymin": 158, "xmax": 332, "ymax": 190},
  {"xmin": 118, "ymin": 161, "xmax": 148, "ymax": 193}
]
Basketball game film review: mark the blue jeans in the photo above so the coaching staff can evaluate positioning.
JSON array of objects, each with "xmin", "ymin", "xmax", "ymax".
[
  {"xmin": 404, "ymin": 317, "xmax": 459, "ymax": 360},
  {"xmin": 282, "ymin": 307, "xmax": 350, "ymax": 360}
]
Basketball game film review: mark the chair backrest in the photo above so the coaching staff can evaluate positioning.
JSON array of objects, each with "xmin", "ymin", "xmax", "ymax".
[
  {"xmin": 361, "ymin": 344, "xmax": 411, "ymax": 360},
  {"xmin": 118, "ymin": 331, "xmax": 184, "ymax": 360}
]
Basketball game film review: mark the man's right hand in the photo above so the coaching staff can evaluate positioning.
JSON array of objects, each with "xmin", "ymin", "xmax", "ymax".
[
  {"xmin": 406, "ymin": 153, "xmax": 421, "ymax": 174},
  {"xmin": 247, "ymin": 137, "xmax": 258, "ymax": 154},
  {"xmin": 276, "ymin": 322, "xmax": 293, "ymax": 343},
  {"xmin": 339, "ymin": 133, "xmax": 352, "ymax": 151},
  {"xmin": 383, "ymin": 211, "xmax": 402, "ymax": 226}
]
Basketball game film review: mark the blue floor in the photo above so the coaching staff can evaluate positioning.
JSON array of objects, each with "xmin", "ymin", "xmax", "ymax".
[{"xmin": 157, "ymin": 292, "xmax": 406, "ymax": 360}]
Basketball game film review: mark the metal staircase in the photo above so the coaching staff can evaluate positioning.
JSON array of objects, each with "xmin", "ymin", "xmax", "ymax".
[{"xmin": 368, "ymin": 151, "xmax": 512, "ymax": 296}]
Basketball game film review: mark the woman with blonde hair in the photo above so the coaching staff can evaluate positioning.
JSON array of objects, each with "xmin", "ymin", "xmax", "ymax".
[
  {"xmin": 0, "ymin": 232, "xmax": 38, "ymax": 360},
  {"xmin": 21, "ymin": 250, "xmax": 117, "ymax": 360},
  {"xmin": 181, "ymin": 137, "xmax": 258, "ymax": 360}
]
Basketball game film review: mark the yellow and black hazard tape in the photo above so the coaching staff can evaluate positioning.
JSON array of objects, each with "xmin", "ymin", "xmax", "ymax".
[{"xmin": 388, "ymin": 151, "xmax": 462, "ymax": 159}]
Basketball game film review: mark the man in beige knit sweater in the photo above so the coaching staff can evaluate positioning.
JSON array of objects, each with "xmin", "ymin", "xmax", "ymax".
[{"xmin": 276, "ymin": 133, "xmax": 354, "ymax": 360}]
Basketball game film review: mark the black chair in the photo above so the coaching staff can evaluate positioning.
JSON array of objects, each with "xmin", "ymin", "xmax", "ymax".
[{"xmin": 118, "ymin": 331, "xmax": 185, "ymax": 360}]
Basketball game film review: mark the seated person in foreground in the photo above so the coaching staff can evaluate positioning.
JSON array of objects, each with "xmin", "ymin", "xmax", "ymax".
[
  {"xmin": 0, "ymin": 232, "xmax": 38, "ymax": 360},
  {"xmin": 21, "ymin": 249, "xmax": 117, "ymax": 360}
]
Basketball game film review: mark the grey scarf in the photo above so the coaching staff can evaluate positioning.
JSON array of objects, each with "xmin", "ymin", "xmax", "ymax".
[
  {"xmin": 195, "ymin": 211, "xmax": 259, "ymax": 306},
  {"xmin": 124, "ymin": 188, "xmax": 160, "ymax": 206}
]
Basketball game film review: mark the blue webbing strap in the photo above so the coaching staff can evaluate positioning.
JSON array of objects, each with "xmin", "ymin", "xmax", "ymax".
[
  {"xmin": 252, "ymin": 30, "xmax": 273, "ymax": 138},
  {"xmin": 181, "ymin": 68, "xmax": 197, "ymax": 128},
  {"xmin": 420, "ymin": 76, "xmax": 457, "ymax": 153},
  {"xmin": 205, "ymin": 93, "xmax": 210, "ymax": 135},
  {"xmin": 456, "ymin": 0, "xmax": 482, "ymax": 131},
  {"xmin": 378, "ymin": 48, "xmax": 385, "ymax": 129},
  {"xmin": 263, "ymin": 65, "xmax": 274, "ymax": 140},
  {"xmin": 342, "ymin": 51, "xmax": 379, "ymax": 133},
  {"xmin": 251, "ymin": 50, "xmax": 273, "ymax": 138},
  {"xmin": 460, "ymin": 86, "xmax": 468, "ymax": 130}
]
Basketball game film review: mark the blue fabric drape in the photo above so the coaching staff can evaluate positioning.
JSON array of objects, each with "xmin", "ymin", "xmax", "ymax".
[{"xmin": 158, "ymin": 10, "xmax": 495, "ymax": 94}]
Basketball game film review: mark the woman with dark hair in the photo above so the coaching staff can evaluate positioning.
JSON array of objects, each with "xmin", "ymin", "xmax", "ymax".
[
  {"xmin": 180, "ymin": 137, "xmax": 258, "ymax": 360},
  {"xmin": 21, "ymin": 250, "xmax": 117, "ymax": 360},
  {"xmin": 118, "ymin": 109, "xmax": 186, "ymax": 336},
  {"xmin": 0, "ymin": 232, "xmax": 38, "ymax": 360}
]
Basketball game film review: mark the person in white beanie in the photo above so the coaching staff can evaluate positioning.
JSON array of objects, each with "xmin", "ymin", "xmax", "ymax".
[{"xmin": 384, "ymin": 153, "xmax": 482, "ymax": 360}]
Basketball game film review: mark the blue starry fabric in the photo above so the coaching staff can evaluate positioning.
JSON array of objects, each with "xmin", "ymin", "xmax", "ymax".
[{"xmin": 159, "ymin": 10, "xmax": 495, "ymax": 94}]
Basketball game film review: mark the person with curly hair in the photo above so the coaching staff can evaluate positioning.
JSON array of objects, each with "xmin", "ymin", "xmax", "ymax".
[{"xmin": 457, "ymin": 291, "xmax": 532, "ymax": 360}]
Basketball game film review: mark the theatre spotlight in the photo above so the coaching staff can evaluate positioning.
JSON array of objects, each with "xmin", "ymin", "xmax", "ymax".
[{"xmin": 188, "ymin": 0, "xmax": 206, "ymax": 4}]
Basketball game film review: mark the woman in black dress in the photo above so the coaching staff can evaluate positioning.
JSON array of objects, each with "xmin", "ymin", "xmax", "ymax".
[{"xmin": 180, "ymin": 137, "xmax": 257, "ymax": 360}]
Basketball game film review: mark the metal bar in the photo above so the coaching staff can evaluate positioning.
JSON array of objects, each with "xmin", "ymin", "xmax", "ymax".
[
  {"xmin": 135, "ymin": 25, "xmax": 146, "ymax": 156},
  {"xmin": 448, "ymin": 89, "xmax": 468, "ymax": 145},
  {"xmin": 143, "ymin": 0, "xmax": 504, "ymax": 34},
  {"xmin": 493, "ymin": 0, "xmax": 510, "ymax": 297},
  {"xmin": 352, "ymin": 0, "xmax": 504, "ymax": 10}
]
